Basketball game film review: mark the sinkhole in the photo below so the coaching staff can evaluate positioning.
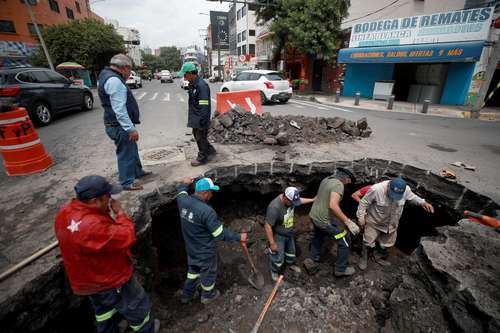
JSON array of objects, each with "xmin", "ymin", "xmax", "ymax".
[{"xmin": 3, "ymin": 159, "xmax": 499, "ymax": 333}]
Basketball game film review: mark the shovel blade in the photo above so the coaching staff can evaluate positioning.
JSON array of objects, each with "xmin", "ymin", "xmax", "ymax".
[{"xmin": 248, "ymin": 270, "xmax": 265, "ymax": 290}]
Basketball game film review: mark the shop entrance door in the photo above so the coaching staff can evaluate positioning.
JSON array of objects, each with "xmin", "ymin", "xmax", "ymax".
[
  {"xmin": 392, "ymin": 63, "xmax": 448, "ymax": 103},
  {"xmin": 312, "ymin": 60, "xmax": 324, "ymax": 91}
]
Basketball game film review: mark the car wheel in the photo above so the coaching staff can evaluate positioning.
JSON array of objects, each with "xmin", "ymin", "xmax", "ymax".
[
  {"xmin": 32, "ymin": 102, "xmax": 52, "ymax": 126},
  {"xmin": 279, "ymin": 99, "xmax": 289, "ymax": 104},
  {"xmin": 139, "ymin": 83, "xmax": 142, "ymax": 88},
  {"xmin": 260, "ymin": 91, "xmax": 268, "ymax": 105},
  {"xmin": 222, "ymin": 88, "xmax": 229, "ymax": 92},
  {"xmin": 83, "ymin": 93, "xmax": 94, "ymax": 110}
]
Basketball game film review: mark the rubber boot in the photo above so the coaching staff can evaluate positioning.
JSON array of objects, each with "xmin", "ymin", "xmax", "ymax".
[
  {"xmin": 358, "ymin": 245, "xmax": 368, "ymax": 271},
  {"xmin": 374, "ymin": 247, "xmax": 391, "ymax": 267}
]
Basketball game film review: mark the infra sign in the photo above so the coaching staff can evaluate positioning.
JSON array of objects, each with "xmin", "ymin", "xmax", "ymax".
[{"xmin": 349, "ymin": 7, "xmax": 494, "ymax": 48}]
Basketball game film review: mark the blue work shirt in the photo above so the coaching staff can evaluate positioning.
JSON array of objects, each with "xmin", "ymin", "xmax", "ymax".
[
  {"xmin": 176, "ymin": 184, "xmax": 240, "ymax": 265},
  {"xmin": 104, "ymin": 77, "xmax": 135, "ymax": 132},
  {"xmin": 187, "ymin": 76, "xmax": 211, "ymax": 129}
]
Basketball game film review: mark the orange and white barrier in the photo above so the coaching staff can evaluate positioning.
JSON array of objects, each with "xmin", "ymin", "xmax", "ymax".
[
  {"xmin": 216, "ymin": 89, "xmax": 262, "ymax": 115},
  {"xmin": 0, "ymin": 107, "xmax": 53, "ymax": 176}
]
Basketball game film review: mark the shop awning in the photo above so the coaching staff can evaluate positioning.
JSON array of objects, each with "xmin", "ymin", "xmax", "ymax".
[{"xmin": 338, "ymin": 41, "xmax": 484, "ymax": 64}]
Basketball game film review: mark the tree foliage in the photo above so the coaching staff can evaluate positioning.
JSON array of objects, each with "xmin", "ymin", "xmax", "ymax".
[
  {"xmin": 256, "ymin": 0, "xmax": 350, "ymax": 61},
  {"xmin": 30, "ymin": 19, "xmax": 125, "ymax": 73},
  {"xmin": 159, "ymin": 46, "xmax": 181, "ymax": 71}
]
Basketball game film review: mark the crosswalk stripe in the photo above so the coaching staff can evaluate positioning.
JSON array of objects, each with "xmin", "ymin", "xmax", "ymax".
[
  {"xmin": 163, "ymin": 93, "xmax": 170, "ymax": 101},
  {"xmin": 149, "ymin": 92, "xmax": 158, "ymax": 101},
  {"xmin": 291, "ymin": 100, "xmax": 353, "ymax": 113},
  {"xmin": 137, "ymin": 92, "xmax": 147, "ymax": 100},
  {"xmin": 292, "ymin": 104, "xmax": 304, "ymax": 109},
  {"xmin": 292, "ymin": 100, "xmax": 327, "ymax": 110}
]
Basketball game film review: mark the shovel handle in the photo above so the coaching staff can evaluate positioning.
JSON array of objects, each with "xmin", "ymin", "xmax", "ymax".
[
  {"xmin": 240, "ymin": 241, "xmax": 258, "ymax": 273},
  {"xmin": 250, "ymin": 274, "xmax": 284, "ymax": 333}
]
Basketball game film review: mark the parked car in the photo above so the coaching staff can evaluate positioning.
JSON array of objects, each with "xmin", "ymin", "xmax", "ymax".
[
  {"xmin": 126, "ymin": 70, "xmax": 142, "ymax": 89},
  {"xmin": 160, "ymin": 70, "xmax": 173, "ymax": 83},
  {"xmin": 0, "ymin": 67, "xmax": 94, "ymax": 126},
  {"xmin": 181, "ymin": 78, "xmax": 190, "ymax": 90},
  {"xmin": 220, "ymin": 70, "xmax": 292, "ymax": 104}
]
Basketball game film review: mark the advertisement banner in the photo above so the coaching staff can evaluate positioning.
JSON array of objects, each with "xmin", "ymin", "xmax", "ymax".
[
  {"xmin": 349, "ymin": 7, "xmax": 494, "ymax": 48},
  {"xmin": 210, "ymin": 11, "xmax": 229, "ymax": 50}
]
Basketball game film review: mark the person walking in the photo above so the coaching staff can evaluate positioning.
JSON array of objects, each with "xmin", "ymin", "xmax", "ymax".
[
  {"xmin": 356, "ymin": 177, "xmax": 434, "ymax": 270},
  {"xmin": 303, "ymin": 168, "xmax": 360, "ymax": 277},
  {"xmin": 177, "ymin": 62, "xmax": 216, "ymax": 166},
  {"xmin": 98, "ymin": 54, "xmax": 151, "ymax": 190},
  {"xmin": 176, "ymin": 177, "xmax": 247, "ymax": 304},
  {"xmin": 54, "ymin": 175, "xmax": 158, "ymax": 333},
  {"xmin": 264, "ymin": 187, "xmax": 315, "ymax": 281}
]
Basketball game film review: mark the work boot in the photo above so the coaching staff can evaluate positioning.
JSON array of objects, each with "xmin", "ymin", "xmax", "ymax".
[
  {"xmin": 374, "ymin": 248, "xmax": 391, "ymax": 267},
  {"xmin": 358, "ymin": 245, "xmax": 369, "ymax": 271},
  {"xmin": 289, "ymin": 264, "xmax": 302, "ymax": 274},
  {"xmin": 191, "ymin": 159, "xmax": 207, "ymax": 167},
  {"xmin": 201, "ymin": 289, "xmax": 221, "ymax": 305},
  {"xmin": 180, "ymin": 289, "xmax": 200, "ymax": 304},
  {"xmin": 270, "ymin": 271, "xmax": 279, "ymax": 282},
  {"xmin": 303, "ymin": 258, "xmax": 320, "ymax": 275},
  {"xmin": 334, "ymin": 266, "xmax": 356, "ymax": 277}
]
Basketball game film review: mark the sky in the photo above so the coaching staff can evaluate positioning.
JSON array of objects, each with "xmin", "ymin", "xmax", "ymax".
[{"xmin": 90, "ymin": 0, "xmax": 230, "ymax": 50}]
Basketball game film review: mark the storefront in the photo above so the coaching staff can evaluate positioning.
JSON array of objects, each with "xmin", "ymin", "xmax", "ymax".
[{"xmin": 339, "ymin": 7, "xmax": 495, "ymax": 105}]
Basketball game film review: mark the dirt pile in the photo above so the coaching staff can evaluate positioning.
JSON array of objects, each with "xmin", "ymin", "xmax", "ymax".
[{"xmin": 209, "ymin": 107, "xmax": 372, "ymax": 145}]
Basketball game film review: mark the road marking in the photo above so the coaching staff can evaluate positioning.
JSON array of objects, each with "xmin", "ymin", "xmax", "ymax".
[
  {"xmin": 291, "ymin": 100, "xmax": 327, "ymax": 110},
  {"xmin": 149, "ymin": 92, "xmax": 158, "ymax": 101},
  {"xmin": 137, "ymin": 92, "xmax": 147, "ymax": 100},
  {"xmin": 291, "ymin": 99, "xmax": 353, "ymax": 113},
  {"xmin": 291, "ymin": 104, "xmax": 304, "ymax": 109},
  {"xmin": 163, "ymin": 93, "xmax": 170, "ymax": 101}
]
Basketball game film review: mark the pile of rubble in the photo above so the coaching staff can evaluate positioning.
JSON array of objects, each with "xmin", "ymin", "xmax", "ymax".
[{"xmin": 209, "ymin": 107, "xmax": 372, "ymax": 145}]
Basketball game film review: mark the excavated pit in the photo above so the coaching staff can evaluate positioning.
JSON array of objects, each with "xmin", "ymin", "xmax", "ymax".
[{"xmin": 1, "ymin": 159, "xmax": 499, "ymax": 333}]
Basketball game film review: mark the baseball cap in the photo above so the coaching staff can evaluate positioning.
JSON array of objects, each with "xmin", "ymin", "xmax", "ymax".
[
  {"xmin": 195, "ymin": 177, "xmax": 220, "ymax": 192},
  {"xmin": 284, "ymin": 187, "xmax": 301, "ymax": 207},
  {"xmin": 388, "ymin": 177, "xmax": 407, "ymax": 201},
  {"xmin": 177, "ymin": 62, "xmax": 197, "ymax": 77},
  {"xmin": 75, "ymin": 175, "xmax": 122, "ymax": 201},
  {"xmin": 336, "ymin": 167, "xmax": 357, "ymax": 184}
]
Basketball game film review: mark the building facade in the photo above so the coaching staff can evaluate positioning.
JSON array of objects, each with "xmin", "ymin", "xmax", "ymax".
[
  {"xmin": 116, "ymin": 26, "xmax": 141, "ymax": 67},
  {"xmin": 234, "ymin": 2, "xmax": 257, "ymax": 57},
  {"xmin": 0, "ymin": 0, "xmax": 102, "ymax": 67}
]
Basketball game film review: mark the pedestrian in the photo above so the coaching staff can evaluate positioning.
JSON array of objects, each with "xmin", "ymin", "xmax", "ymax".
[
  {"xmin": 176, "ymin": 177, "xmax": 247, "ymax": 304},
  {"xmin": 98, "ymin": 54, "xmax": 151, "ymax": 191},
  {"xmin": 177, "ymin": 62, "xmax": 216, "ymax": 166},
  {"xmin": 265, "ymin": 187, "xmax": 315, "ymax": 281},
  {"xmin": 351, "ymin": 184, "xmax": 373, "ymax": 203},
  {"xmin": 54, "ymin": 175, "xmax": 159, "ymax": 333},
  {"xmin": 356, "ymin": 177, "xmax": 434, "ymax": 270},
  {"xmin": 303, "ymin": 168, "xmax": 361, "ymax": 277}
]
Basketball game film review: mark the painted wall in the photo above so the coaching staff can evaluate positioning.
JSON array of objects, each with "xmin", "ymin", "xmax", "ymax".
[
  {"xmin": 441, "ymin": 63, "xmax": 475, "ymax": 105},
  {"xmin": 343, "ymin": 63, "xmax": 395, "ymax": 98}
]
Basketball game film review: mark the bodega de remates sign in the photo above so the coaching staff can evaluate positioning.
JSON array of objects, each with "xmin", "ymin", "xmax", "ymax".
[{"xmin": 349, "ymin": 7, "xmax": 494, "ymax": 48}]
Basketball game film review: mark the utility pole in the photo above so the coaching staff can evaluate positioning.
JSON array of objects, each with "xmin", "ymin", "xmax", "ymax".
[
  {"xmin": 25, "ymin": 0, "xmax": 54, "ymax": 71},
  {"xmin": 218, "ymin": 31, "xmax": 222, "ymax": 79}
]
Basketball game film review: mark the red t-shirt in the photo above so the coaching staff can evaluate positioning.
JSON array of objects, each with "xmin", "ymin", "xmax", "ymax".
[{"xmin": 358, "ymin": 185, "xmax": 373, "ymax": 197}]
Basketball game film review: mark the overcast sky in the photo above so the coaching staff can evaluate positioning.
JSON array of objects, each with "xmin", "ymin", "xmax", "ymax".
[{"xmin": 90, "ymin": 0, "xmax": 229, "ymax": 50}]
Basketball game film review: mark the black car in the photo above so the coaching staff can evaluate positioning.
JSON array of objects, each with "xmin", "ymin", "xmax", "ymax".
[{"xmin": 0, "ymin": 67, "xmax": 94, "ymax": 126}]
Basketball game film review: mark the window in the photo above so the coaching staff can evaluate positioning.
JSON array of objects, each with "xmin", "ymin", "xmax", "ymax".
[
  {"xmin": 237, "ymin": 9, "xmax": 241, "ymax": 20},
  {"xmin": 242, "ymin": 6, "xmax": 247, "ymax": 17},
  {"xmin": 17, "ymin": 71, "xmax": 36, "ymax": 83},
  {"xmin": 248, "ymin": 4, "xmax": 258, "ymax": 11},
  {"xmin": 265, "ymin": 72, "xmax": 286, "ymax": 81},
  {"xmin": 49, "ymin": 0, "xmax": 60, "ymax": 13},
  {"xmin": 45, "ymin": 70, "xmax": 69, "ymax": 84},
  {"xmin": 242, "ymin": 45, "xmax": 247, "ymax": 55},
  {"xmin": 236, "ymin": 72, "xmax": 250, "ymax": 81},
  {"xmin": 0, "ymin": 20, "xmax": 16, "ymax": 33},
  {"xmin": 242, "ymin": 31, "xmax": 246, "ymax": 41},
  {"xmin": 30, "ymin": 70, "xmax": 51, "ymax": 83},
  {"xmin": 27, "ymin": 23, "xmax": 43, "ymax": 36},
  {"xmin": 237, "ymin": 32, "xmax": 241, "ymax": 43},
  {"xmin": 66, "ymin": 7, "xmax": 74, "ymax": 19},
  {"xmin": 249, "ymin": 29, "xmax": 255, "ymax": 37},
  {"xmin": 75, "ymin": 1, "xmax": 81, "ymax": 13},
  {"xmin": 238, "ymin": 46, "xmax": 241, "ymax": 56},
  {"xmin": 248, "ymin": 73, "xmax": 260, "ymax": 81},
  {"xmin": 249, "ymin": 44, "xmax": 255, "ymax": 55}
]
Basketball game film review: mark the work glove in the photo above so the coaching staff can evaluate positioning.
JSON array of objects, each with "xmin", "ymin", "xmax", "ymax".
[
  {"xmin": 344, "ymin": 219, "xmax": 360, "ymax": 236},
  {"xmin": 357, "ymin": 215, "xmax": 366, "ymax": 228}
]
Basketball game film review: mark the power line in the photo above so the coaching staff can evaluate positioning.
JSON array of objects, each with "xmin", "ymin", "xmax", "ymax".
[{"xmin": 343, "ymin": 0, "xmax": 404, "ymax": 24}]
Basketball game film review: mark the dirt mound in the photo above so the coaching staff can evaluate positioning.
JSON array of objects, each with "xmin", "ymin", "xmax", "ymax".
[{"xmin": 209, "ymin": 107, "xmax": 372, "ymax": 145}]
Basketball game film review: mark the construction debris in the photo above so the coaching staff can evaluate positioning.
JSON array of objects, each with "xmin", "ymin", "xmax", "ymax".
[{"xmin": 209, "ymin": 108, "xmax": 372, "ymax": 145}]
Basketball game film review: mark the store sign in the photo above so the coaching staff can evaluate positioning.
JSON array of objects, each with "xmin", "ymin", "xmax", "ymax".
[
  {"xmin": 349, "ymin": 7, "xmax": 494, "ymax": 47},
  {"xmin": 339, "ymin": 41, "xmax": 484, "ymax": 63},
  {"xmin": 210, "ymin": 11, "xmax": 229, "ymax": 50}
]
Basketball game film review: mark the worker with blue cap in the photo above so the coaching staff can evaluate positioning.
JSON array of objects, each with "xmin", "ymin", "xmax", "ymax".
[
  {"xmin": 356, "ymin": 176, "xmax": 434, "ymax": 270},
  {"xmin": 176, "ymin": 177, "xmax": 247, "ymax": 304}
]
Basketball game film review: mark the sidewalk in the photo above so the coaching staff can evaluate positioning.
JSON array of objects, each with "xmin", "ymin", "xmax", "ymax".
[{"xmin": 294, "ymin": 94, "xmax": 500, "ymax": 121}]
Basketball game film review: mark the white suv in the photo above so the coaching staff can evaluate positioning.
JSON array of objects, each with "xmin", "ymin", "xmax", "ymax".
[
  {"xmin": 220, "ymin": 70, "xmax": 292, "ymax": 104},
  {"xmin": 126, "ymin": 71, "xmax": 142, "ymax": 89}
]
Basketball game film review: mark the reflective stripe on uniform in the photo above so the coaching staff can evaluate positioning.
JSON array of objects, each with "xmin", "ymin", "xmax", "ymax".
[
  {"xmin": 201, "ymin": 283, "xmax": 215, "ymax": 291},
  {"xmin": 95, "ymin": 308, "xmax": 117, "ymax": 322},
  {"xmin": 284, "ymin": 252, "xmax": 296, "ymax": 257},
  {"xmin": 360, "ymin": 198, "xmax": 368, "ymax": 205},
  {"xmin": 199, "ymin": 99, "xmax": 209, "ymax": 105},
  {"xmin": 176, "ymin": 191, "xmax": 188, "ymax": 197},
  {"xmin": 334, "ymin": 230, "xmax": 347, "ymax": 240},
  {"xmin": 130, "ymin": 312, "xmax": 150, "ymax": 332},
  {"xmin": 212, "ymin": 225, "xmax": 223, "ymax": 237},
  {"xmin": 187, "ymin": 272, "xmax": 200, "ymax": 279}
]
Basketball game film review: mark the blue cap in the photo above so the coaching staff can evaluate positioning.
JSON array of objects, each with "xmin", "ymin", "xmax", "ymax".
[
  {"xmin": 195, "ymin": 177, "xmax": 220, "ymax": 192},
  {"xmin": 285, "ymin": 187, "xmax": 301, "ymax": 207},
  {"xmin": 388, "ymin": 177, "xmax": 406, "ymax": 201},
  {"xmin": 75, "ymin": 175, "xmax": 122, "ymax": 200}
]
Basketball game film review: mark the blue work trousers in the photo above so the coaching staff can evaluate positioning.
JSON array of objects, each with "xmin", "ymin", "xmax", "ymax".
[
  {"xmin": 105, "ymin": 126, "xmax": 145, "ymax": 187},
  {"xmin": 88, "ymin": 275, "xmax": 154, "ymax": 333},
  {"xmin": 309, "ymin": 219, "xmax": 350, "ymax": 272},
  {"xmin": 269, "ymin": 233, "xmax": 296, "ymax": 273},
  {"xmin": 182, "ymin": 255, "xmax": 218, "ymax": 300}
]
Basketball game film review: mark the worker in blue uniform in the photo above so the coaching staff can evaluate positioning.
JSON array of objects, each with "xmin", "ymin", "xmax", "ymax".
[
  {"xmin": 177, "ymin": 62, "xmax": 216, "ymax": 166},
  {"xmin": 176, "ymin": 177, "xmax": 247, "ymax": 304}
]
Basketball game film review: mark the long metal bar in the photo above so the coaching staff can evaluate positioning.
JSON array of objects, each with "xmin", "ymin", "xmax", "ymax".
[{"xmin": 25, "ymin": 2, "xmax": 55, "ymax": 71}]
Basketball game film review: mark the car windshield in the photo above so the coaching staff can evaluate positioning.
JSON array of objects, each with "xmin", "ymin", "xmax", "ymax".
[{"xmin": 265, "ymin": 73, "xmax": 286, "ymax": 81}]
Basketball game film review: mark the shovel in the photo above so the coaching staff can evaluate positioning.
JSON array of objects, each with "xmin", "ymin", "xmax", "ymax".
[{"xmin": 240, "ymin": 241, "xmax": 265, "ymax": 290}]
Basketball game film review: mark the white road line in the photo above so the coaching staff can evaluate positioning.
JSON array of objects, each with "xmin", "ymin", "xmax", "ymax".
[
  {"xmin": 163, "ymin": 93, "xmax": 170, "ymax": 101},
  {"xmin": 291, "ymin": 100, "xmax": 327, "ymax": 110},
  {"xmin": 137, "ymin": 92, "xmax": 147, "ymax": 100},
  {"xmin": 149, "ymin": 92, "xmax": 158, "ymax": 101},
  {"xmin": 291, "ymin": 104, "xmax": 304, "ymax": 109},
  {"xmin": 291, "ymin": 99, "xmax": 353, "ymax": 113}
]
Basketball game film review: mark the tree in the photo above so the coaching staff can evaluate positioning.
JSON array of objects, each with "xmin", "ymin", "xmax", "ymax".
[
  {"xmin": 256, "ymin": 0, "xmax": 350, "ymax": 64},
  {"xmin": 142, "ymin": 54, "xmax": 165, "ymax": 72},
  {"xmin": 159, "ymin": 46, "xmax": 181, "ymax": 72},
  {"xmin": 30, "ymin": 19, "xmax": 125, "ymax": 75}
]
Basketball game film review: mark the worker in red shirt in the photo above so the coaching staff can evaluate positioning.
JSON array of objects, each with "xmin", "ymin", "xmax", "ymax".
[
  {"xmin": 351, "ymin": 184, "xmax": 373, "ymax": 203},
  {"xmin": 54, "ymin": 175, "xmax": 158, "ymax": 333}
]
